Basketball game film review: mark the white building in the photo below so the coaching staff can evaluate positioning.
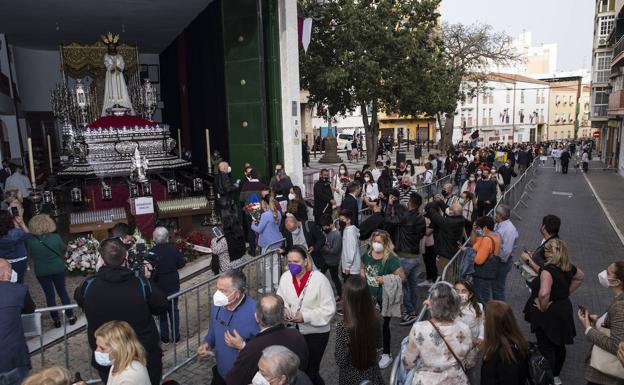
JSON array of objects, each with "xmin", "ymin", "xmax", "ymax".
[
  {"xmin": 505, "ymin": 32, "xmax": 558, "ymax": 78},
  {"xmin": 453, "ymin": 73, "xmax": 549, "ymax": 145}
]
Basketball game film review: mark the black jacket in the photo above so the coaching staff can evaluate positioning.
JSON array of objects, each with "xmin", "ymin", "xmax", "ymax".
[
  {"xmin": 340, "ymin": 194, "xmax": 359, "ymax": 227},
  {"xmin": 383, "ymin": 203, "xmax": 407, "ymax": 245},
  {"xmin": 480, "ymin": 347, "xmax": 528, "ymax": 385},
  {"xmin": 147, "ymin": 243, "xmax": 186, "ymax": 295},
  {"xmin": 74, "ymin": 266, "xmax": 169, "ymax": 359},
  {"xmin": 359, "ymin": 212, "xmax": 385, "ymax": 240},
  {"xmin": 517, "ymin": 151, "xmax": 530, "ymax": 166},
  {"xmin": 313, "ymin": 179, "xmax": 333, "ymax": 220},
  {"xmin": 225, "ymin": 324, "xmax": 309, "ymax": 385},
  {"xmin": 215, "ymin": 172, "xmax": 238, "ymax": 208},
  {"xmin": 498, "ymin": 165, "xmax": 517, "ymax": 186},
  {"xmin": 475, "ymin": 179, "xmax": 497, "ymax": 203},
  {"xmin": 560, "ymin": 150, "xmax": 571, "ymax": 164},
  {"xmin": 425, "ymin": 203, "xmax": 466, "ymax": 259},
  {"xmin": 393, "ymin": 209, "xmax": 426, "ymax": 254},
  {"xmin": 0, "ymin": 282, "xmax": 34, "ymax": 373},
  {"xmin": 283, "ymin": 221, "xmax": 326, "ymax": 269}
]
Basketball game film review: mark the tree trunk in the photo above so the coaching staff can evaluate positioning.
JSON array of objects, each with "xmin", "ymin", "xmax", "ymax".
[
  {"xmin": 440, "ymin": 113, "xmax": 454, "ymax": 151},
  {"xmin": 361, "ymin": 101, "xmax": 378, "ymax": 165}
]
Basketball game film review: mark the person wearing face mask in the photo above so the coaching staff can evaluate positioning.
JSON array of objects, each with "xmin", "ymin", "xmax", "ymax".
[
  {"xmin": 498, "ymin": 161, "xmax": 517, "ymax": 191},
  {"xmin": 276, "ymin": 246, "xmax": 336, "ymax": 385},
  {"xmin": 0, "ymin": 257, "xmax": 35, "ymax": 385},
  {"xmin": 198, "ymin": 270, "xmax": 260, "ymax": 385},
  {"xmin": 521, "ymin": 214, "xmax": 561, "ymax": 271},
  {"xmin": 522, "ymin": 239, "xmax": 584, "ymax": 385},
  {"xmin": 454, "ymin": 280, "xmax": 484, "ymax": 346},
  {"xmin": 362, "ymin": 171, "xmax": 379, "ymax": 204},
  {"xmin": 360, "ymin": 230, "xmax": 406, "ymax": 369},
  {"xmin": 332, "ymin": 164, "xmax": 350, "ymax": 207},
  {"xmin": 461, "ymin": 174, "xmax": 477, "ymax": 194},
  {"xmin": 74, "ymin": 238, "xmax": 169, "ymax": 385},
  {"xmin": 577, "ymin": 261, "xmax": 624, "ymax": 385},
  {"xmin": 269, "ymin": 163, "xmax": 292, "ymax": 194},
  {"xmin": 467, "ymin": 216, "xmax": 501, "ymax": 304},
  {"xmin": 339, "ymin": 209, "xmax": 360, "ymax": 281},
  {"xmin": 215, "ymin": 161, "xmax": 240, "ymax": 218},
  {"xmin": 319, "ymin": 215, "xmax": 342, "ymax": 298},
  {"xmin": 312, "ymin": 169, "xmax": 334, "ymax": 224},
  {"xmin": 286, "ymin": 186, "xmax": 309, "ymax": 222},
  {"xmin": 340, "ymin": 182, "xmax": 361, "ymax": 228},
  {"xmin": 226, "ymin": 295, "xmax": 309, "ymax": 385},
  {"xmin": 94, "ymin": 320, "xmax": 151, "ymax": 385},
  {"xmin": 252, "ymin": 346, "xmax": 312, "ymax": 385},
  {"xmin": 282, "ymin": 214, "xmax": 326, "ymax": 272},
  {"xmin": 474, "ymin": 167, "xmax": 497, "ymax": 217}
]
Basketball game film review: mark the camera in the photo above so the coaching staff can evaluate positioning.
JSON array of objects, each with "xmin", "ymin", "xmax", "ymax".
[{"xmin": 128, "ymin": 242, "xmax": 153, "ymax": 278}]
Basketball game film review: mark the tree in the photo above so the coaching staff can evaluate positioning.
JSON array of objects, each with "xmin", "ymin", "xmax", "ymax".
[
  {"xmin": 436, "ymin": 22, "xmax": 521, "ymax": 149},
  {"xmin": 299, "ymin": 0, "xmax": 441, "ymax": 164}
]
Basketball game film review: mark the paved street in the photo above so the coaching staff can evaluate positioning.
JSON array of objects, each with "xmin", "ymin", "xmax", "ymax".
[{"xmin": 504, "ymin": 162, "xmax": 624, "ymax": 384}]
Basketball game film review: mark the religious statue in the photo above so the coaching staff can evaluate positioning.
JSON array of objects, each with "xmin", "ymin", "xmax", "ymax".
[
  {"xmin": 130, "ymin": 148, "xmax": 149, "ymax": 182},
  {"xmin": 101, "ymin": 32, "xmax": 134, "ymax": 116}
]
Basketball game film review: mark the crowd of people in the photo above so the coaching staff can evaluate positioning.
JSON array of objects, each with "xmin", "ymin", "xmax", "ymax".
[{"xmin": 4, "ymin": 138, "xmax": 624, "ymax": 385}]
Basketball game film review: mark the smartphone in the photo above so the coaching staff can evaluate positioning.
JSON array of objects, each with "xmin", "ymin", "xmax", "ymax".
[
  {"xmin": 10, "ymin": 206, "xmax": 18, "ymax": 217},
  {"xmin": 578, "ymin": 304, "xmax": 587, "ymax": 315}
]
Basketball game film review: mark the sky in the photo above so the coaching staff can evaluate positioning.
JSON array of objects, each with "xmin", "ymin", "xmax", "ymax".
[{"xmin": 440, "ymin": 0, "xmax": 594, "ymax": 71}]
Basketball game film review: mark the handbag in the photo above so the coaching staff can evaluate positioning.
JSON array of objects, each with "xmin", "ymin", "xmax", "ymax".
[
  {"xmin": 472, "ymin": 235, "xmax": 499, "ymax": 280},
  {"xmin": 589, "ymin": 314, "xmax": 624, "ymax": 379},
  {"xmin": 428, "ymin": 320, "xmax": 468, "ymax": 376}
]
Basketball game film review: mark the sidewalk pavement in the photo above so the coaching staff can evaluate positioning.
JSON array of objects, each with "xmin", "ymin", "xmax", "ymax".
[
  {"xmin": 583, "ymin": 160, "xmax": 624, "ymax": 244},
  {"xmin": 504, "ymin": 161, "xmax": 624, "ymax": 385}
]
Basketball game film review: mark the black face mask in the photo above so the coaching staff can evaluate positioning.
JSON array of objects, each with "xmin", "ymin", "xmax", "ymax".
[
  {"xmin": 338, "ymin": 220, "xmax": 347, "ymax": 230},
  {"xmin": 442, "ymin": 190, "xmax": 449, "ymax": 198},
  {"xmin": 322, "ymin": 227, "xmax": 332, "ymax": 234}
]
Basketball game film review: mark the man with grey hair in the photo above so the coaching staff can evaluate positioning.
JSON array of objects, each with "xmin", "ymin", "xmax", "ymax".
[
  {"xmin": 253, "ymin": 346, "xmax": 312, "ymax": 385},
  {"xmin": 147, "ymin": 227, "xmax": 186, "ymax": 343},
  {"xmin": 493, "ymin": 204, "xmax": 518, "ymax": 301},
  {"xmin": 198, "ymin": 270, "xmax": 260, "ymax": 385},
  {"xmin": 225, "ymin": 294, "xmax": 308, "ymax": 385}
]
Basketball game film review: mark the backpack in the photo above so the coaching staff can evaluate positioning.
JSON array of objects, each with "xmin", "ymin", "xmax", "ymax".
[{"xmin": 526, "ymin": 342, "xmax": 554, "ymax": 385}]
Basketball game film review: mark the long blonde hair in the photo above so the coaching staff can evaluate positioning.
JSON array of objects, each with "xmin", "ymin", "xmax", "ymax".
[
  {"xmin": 370, "ymin": 230, "xmax": 396, "ymax": 264},
  {"xmin": 544, "ymin": 239, "xmax": 572, "ymax": 272},
  {"xmin": 95, "ymin": 320, "xmax": 146, "ymax": 372},
  {"xmin": 263, "ymin": 195, "xmax": 279, "ymax": 224}
]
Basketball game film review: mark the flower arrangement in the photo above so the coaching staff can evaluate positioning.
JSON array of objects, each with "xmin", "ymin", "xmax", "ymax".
[
  {"xmin": 245, "ymin": 202, "xmax": 262, "ymax": 222},
  {"xmin": 66, "ymin": 236, "xmax": 100, "ymax": 274},
  {"xmin": 173, "ymin": 230, "xmax": 212, "ymax": 262}
]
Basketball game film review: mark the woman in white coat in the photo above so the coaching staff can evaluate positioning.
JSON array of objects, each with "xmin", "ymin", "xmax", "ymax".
[{"xmin": 277, "ymin": 245, "xmax": 336, "ymax": 385}]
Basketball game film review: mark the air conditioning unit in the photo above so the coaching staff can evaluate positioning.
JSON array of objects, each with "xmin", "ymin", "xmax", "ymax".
[{"xmin": 599, "ymin": 37, "xmax": 607, "ymax": 45}]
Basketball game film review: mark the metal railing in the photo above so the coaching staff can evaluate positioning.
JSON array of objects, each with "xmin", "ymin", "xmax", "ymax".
[
  {"xmin": 25, "ymin": 238, "xmax": 286, "ymax": 383},
  {"xmin": 389, "ymin": 159, "xmax": 540, "ymax": 385}
]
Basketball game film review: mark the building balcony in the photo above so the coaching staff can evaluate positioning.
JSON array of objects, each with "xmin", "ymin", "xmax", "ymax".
[
  {"xmin": 608, "ymin": 89, "xmax": 624, "ymax": 116},
  {"xmin": 614, "ymin": 35, "xmax": 624, "ymax": 65},
  {"xmin": 592, "ymin": 105, "xmax": 610, "ymax": 120}
]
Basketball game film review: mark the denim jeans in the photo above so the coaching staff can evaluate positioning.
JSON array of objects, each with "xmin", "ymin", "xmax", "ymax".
[
  {"xmin": 0, "ymin": 366, "xmax": 29, "ymax": 385},
  {"xmin": 473, "ymin": 277, "xmax": 495, "ymax": 304},
  {"xmin": 36, "ymin": 272, "xmax": 74, "ymax": 321},
  {"xmin": 493, "ymin": 256, "xmax": 513, "ymax": 301},
  {"xmin": 398, "ymin": 253, "xmax": 421, "ymax": 315},
  {"xmin": 160, "ymin": 298, "xmax": 180, "ymax": 339}
]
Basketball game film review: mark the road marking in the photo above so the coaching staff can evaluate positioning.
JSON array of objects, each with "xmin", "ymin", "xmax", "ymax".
[
  {"xmin": 552, "ymin": 191, "xmax": 573, "ymax": 197},
  {"xmin": 583, "ymin": 172, "xmax": 624, "ymax": 247}
]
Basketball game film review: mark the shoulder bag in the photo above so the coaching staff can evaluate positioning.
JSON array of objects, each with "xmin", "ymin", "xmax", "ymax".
[
  {"xmin": 472, "ymin": 235, "xmax": 500, "ymax": 280},
  {"xmin": 34, "ymin": 235, "xmax": 64, "ymax": 259},
  {"xmin": 589, "ymin": 313, "xmax": 624, "ymax": 379},
  {"xmin": 429, "ymin": 320, "xmax": 468, "ymax": 375}
]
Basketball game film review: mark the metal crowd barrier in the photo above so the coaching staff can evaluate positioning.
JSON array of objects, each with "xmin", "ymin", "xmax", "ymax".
[
  {"xmin": 389, "ymin": 158, "xmax": 540, "ymax": 385},
  {"xmin": 26, "ymin": 238, "xmax": 286, "ymax": 384}
]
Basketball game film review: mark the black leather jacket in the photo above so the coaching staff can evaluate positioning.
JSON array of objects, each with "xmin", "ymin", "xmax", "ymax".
[
  {"xmin": 393, "ymin": 208, "xmax": 426, "ymax": 254},
  {"xmin": 215, "ymin": 172, "xmax": 237, "ymax": 208}
]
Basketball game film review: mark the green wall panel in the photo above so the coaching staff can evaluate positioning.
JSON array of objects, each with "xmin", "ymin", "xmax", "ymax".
[{"xmin": 224, "ymin": 59, "xmax": 263, "ymax": 104}]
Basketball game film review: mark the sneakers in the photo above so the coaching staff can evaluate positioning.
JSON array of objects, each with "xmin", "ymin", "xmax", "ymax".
[
  {"xmin": 417, "ymin": 280, "xmax": 434, "ymax": 288},
  {"xmin": 553, "ymin": 376, "xmax": 562, "ymax": 385},
  {"xmin": 399, "ymin": 313, "xmax": 417, "ymax": 326},
  {"xmin": 161, "ymin": 336, "xmax": 170, "ymax": 344},
  {"xmin": 378, "ymin": 353, "xmax": 393, "ymax": 369}
]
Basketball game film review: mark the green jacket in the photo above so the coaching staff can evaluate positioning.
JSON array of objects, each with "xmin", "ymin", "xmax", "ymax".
[{"xmin": 26, "ymin": 233, "xmax": 66, "ymax": 277}]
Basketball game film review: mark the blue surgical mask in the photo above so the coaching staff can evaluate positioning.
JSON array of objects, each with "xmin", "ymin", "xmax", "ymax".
[
  {"xmin": 458, "ymin": 198, "xmax": 465, "ymax": 205},
  {"xmin": 292, "ymin": 227, "xmax": 301, "ymax": 236},
  {"xmin": 475, "ymin": 229, "xmax": 484, "ymax": 237},
  {"xmin": 94, "ymin": 351, "xmax": 112, "ymax": 367}
]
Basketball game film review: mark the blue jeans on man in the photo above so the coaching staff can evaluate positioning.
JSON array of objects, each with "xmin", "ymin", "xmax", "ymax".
[
  {"xmin": 493, "ymin": 256, "xmax": 513, "ymax": 301},
  {"xmin": 398, "ymin": 253, "xmax": 421, "ymax": 315},
  {"xmin": 160, "ymin": 297, "xmax": 180, "ymax": 340}
]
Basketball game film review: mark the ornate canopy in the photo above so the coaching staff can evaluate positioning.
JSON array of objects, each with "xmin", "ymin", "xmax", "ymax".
[{"xmin": 60, "ymin": 41, "xmax": 139, "ymax": 80}]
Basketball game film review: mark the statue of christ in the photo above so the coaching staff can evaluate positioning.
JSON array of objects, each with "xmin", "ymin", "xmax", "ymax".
[{"xmin": 101, "ymin": 34, "xmax": 135, "ymax": 116}]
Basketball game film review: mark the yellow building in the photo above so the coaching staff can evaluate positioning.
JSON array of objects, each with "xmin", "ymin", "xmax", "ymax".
[
  {"xmin": 544, "ymin": 77, "xmax": 583, "ymax": 140},
  {"xmin": 378, "ymin": 112, "xmax": 436, "ymax": 143}
]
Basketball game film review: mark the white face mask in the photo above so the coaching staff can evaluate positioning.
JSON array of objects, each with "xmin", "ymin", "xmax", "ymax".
[
  {"xmin": 94, "ymin": 351, "xmax": 112, "ymax": 367},
  {"xmin": 458, "ymin": 293, "xmax": 469, "ymax": 303},
  {"xmin": 227, "ymin": 166, "xmax": 232, "ymax": 174},
  {"xmin": 364, "ymin": 177, "xmax": 371, "ymax": 182},
  {"xmin": 251, "ymin": 371, "xmax": 271, "ymax": 385},
  {"xmin": 372, "ymin": 242, "xmax": 384, "ymax": 253},
  {"xmin": 213, "ymin": 290, "xmax": 230, "ymax": 307},
  {"xmin": 340, "ymin": 170, "xmax": 346, "ymax": 175},
  {"xmin": 598, "ymin": 270, "xmax": 619, "ymax": 288},
  {"xmin": 9, "ymin": 269, "xmax": 17, "ymax": 283},
  {"xmin": 288, "ymin": 193, "xmax": 296, "ymax": 201}
]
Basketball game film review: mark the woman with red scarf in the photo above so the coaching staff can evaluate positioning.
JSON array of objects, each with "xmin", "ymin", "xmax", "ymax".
[{"xmin": 276, "ymin": 245, "xmax": 336, "ymax": 385}]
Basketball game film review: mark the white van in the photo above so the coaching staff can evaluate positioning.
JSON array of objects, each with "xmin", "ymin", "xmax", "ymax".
[{"xmin": 336, "ymin": 129, "xmax": 366, "ymax": 151}]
